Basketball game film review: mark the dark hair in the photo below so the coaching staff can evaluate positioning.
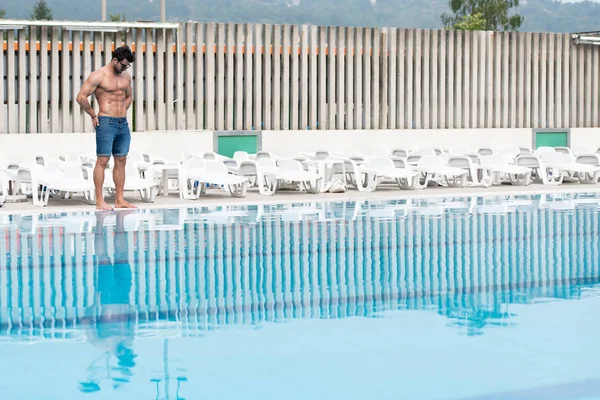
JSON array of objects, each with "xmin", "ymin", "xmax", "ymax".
[{"xmin": 112, "ymin": 45, "xmax": 135, "ymax": 63}]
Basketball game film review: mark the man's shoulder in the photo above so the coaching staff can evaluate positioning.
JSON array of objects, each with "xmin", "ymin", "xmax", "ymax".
[{"xmin": 88, "ymin": 68, "xmax": 107, "ymax": 82}]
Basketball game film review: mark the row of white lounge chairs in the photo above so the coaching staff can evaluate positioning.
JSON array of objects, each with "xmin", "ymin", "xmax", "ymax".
[{"xmin": 1, "ymin": 145, "xmax": 600, "ymax": 207}]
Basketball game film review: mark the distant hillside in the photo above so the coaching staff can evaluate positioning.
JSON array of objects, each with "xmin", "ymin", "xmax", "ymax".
[{"xmin": 2, "ymin": 0, "xmax": 600, "ymax": 33}]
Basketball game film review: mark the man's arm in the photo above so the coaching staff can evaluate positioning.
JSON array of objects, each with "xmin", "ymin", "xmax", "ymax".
[
  {"xmin": 76, "ymin": 71, "xmax": 103, "ymax": 125},
  {"xmin": 124, "ymin": 73, "xmax": 133, "ymax": 110}
]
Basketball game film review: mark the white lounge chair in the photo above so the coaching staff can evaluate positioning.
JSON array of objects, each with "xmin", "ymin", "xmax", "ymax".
[
  {"xmin": 241, "ymin": 157, "xmax": 323, "ymax": 195},
  {"xmin": 16, "ymin": 163, "xmax": 95, "ymax": 207},
  {"xmin": 541, "ymin": 152, "xmax": 600, "ymax": 184},
  {"xmin": 414, "ymin": 155, "xmax": 469, "ymax": 188},
  {"xmin": 237, "ymin": 159, "xmax": 278, "ymax": 195},
  {"xmin": 479, "ymin": 154, "xmax": 532, "ymax": 186},
  {"xmin": 353, "ymin": 157, "xmax": 420, "ymax": 191},
  {"xmin": 178, "ymin": 159, "xmax": 248, "ymax": 198},
  {"xmin": 273, "ymin": 159, "xmax": 323, "ymax": 194},
  {"xmin": 104, "ymin": 161, "xmax": 158, "ymax": 203},
  {"xmin": 446, "ymin": 155, "xmax": 493, "ymax": 187},
  {"xmin": 515, "ymin": 153, "xmax": 563, "ymax": 185}
]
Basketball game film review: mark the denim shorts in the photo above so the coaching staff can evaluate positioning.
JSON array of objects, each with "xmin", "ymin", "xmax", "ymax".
[{"xmin": 96, "ymin": 116, "xmax": 131, "ymax": 157}]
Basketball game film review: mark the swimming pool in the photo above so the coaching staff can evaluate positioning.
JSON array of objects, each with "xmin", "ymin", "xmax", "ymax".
[{"xmin": 1, "ymin": 193, "xmax": 599, "ymax": 399}]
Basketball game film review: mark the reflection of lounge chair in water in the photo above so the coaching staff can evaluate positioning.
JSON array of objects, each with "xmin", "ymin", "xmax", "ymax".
[{"xmin": 78, "ymin": 211, "xmax": 136, "ymax": 393}]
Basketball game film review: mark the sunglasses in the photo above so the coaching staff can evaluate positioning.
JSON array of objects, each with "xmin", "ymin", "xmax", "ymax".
[{"xmin": 118, "ymin": 61, "xmax": 131, "ymax": 69}]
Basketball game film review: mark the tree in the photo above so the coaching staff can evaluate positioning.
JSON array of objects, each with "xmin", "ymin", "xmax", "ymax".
[
  {"xmin": 441, "ymin": 0, "xmax": 524, "ymax": 31},
  {"xmin": 452, "ymin": 12, "xmax": 486, "ymax": 30},
  {"xmin": 31, "ymin": 0, "xmax": 53, "ymax": 20},
  {"xmin": 0, "ymin": 9, "xmax": 6, "ymax": 19},
  {"xmin": 109, "ymin": 13, "xmax": 127, "ymax": 41},
  {"xmin": 108, "ymin": 13, "xmax": 126, "ymax": 22}
]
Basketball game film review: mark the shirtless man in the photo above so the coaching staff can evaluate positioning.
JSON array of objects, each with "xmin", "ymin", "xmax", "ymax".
[{"xmin": 76, "ymin": 45, "xmax": 136, "ymax": 210}]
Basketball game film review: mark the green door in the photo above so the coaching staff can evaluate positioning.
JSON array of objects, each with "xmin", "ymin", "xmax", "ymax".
[
  {"xmin": 217, "ymin": 135, "xmax": 258, "ymax": 158},
  {"xmin": 535, "ymin": 131, "xmax": 568, "ymax": 148}
]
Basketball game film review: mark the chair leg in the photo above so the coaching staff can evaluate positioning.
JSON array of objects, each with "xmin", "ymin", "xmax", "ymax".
[
  {"xmin": 304, "ymin": 177, "xmax": 323, "ymax": 194},
  {"xmin": 228, "ymin": 182, "xmax": 247, "ymax": 198}
]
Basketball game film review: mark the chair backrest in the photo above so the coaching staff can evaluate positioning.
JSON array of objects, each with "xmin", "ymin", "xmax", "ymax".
[
  {"xmin": 447, "ymin": 156, "xmax": 471, "ymax": 169},
  {"xmin": 45, "ymin": 158, "xmax": 66, "ymax": 174},
  {"xmin": 238, "ymin": 160, "xmax": 258, "ymax": 176},
  {"xmin": 477, "ymin": 148, "xmax": 494, "ymax": 156},
  {"xmin": 204, "ymin": 160, "xmax": 228, "ymax": 174},
  {"xmin": 479, "ymin": 154, "xmax": 508, "ymax": 166},
  {"xmin": 257, "ymin": 157, "xmax": 277, "ymax": 168},
  {"xmin": 255, "ymin": 151, "xmax": 272, "ymax": 160},
  {"xmin": 315, "ymin": 151, "xmax": 330, "ymax": 160},
  {"xmin": 63, "ymin": 165, "xmax": 85, "ymax": 181},
  {"xmin": 542, "ymin": 152, "xmax": 575, "ymax": 165},
  {"xmin": 535, "ymin": 146, "xmax": 556, "ymax": 155},
  {"xmin": 233, "ymin": 151, "xmax": 250, "ymax": 161},
  {"xmin": 515, "ymin": 153, "xmax": 541, "ymax": 168},
  {"xmin": 554, "ymin": 146, "xmax": 572, "ymax": 155},
  {"xmin": 416, "ymin": 155, "xmax": 445, "ymax": 168},
  {"xmin": 277, "ymin": 158, "xmax": 302, "ymax": 171},
  {"xmin": 185, "ymin": 157, "xmax": 205, "ymax": 169},
  {"xmin": 390, "ymin": 157, "xmax": 407, "ymax": 169},
  {"xmin": 125, "ymin": 160, "xmax": 145, "ymax": 178},
  {"xmin": 63, "ymin": 154, "xmax": 85, "ymax": 165},
  {"xmin": 576, "ymin": 154, "xmax": 600, "ymax": 167},
  {"xmin": 364, "ymin": 157, "xmax": 394, "ymax": 170},
  {"xmin": 406, "ymin": 155, "xmax": 421, "ymax": 165},
  {"xmin": 391, "ymin": 149, "xmax": 408, "ymax": 158}
]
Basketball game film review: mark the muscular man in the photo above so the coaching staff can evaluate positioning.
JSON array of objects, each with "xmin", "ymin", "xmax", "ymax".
[{"xmin": 76, "ymin": 45, "xmax": 136, "ymax": 210}]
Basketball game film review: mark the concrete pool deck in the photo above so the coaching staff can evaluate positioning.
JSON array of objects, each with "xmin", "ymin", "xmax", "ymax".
[{"xmin": 2, "ymin": 181, "xmax": 600, "ymax": 215}]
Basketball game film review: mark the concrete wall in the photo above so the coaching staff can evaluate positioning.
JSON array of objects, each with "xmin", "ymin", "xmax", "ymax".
[
  {"xmin": 0, "ymin": 130, "xmax": 212, "ymax": 160},
  {"xmin": 1, "ymin": 128, "xmax": 598, "ymax": 160},
  {"xmin": 261, "ymin": 128, "xmax": 533, "ymax": 154},
  {"xmin": 570, "ymin": 128, "xmax": 600, "ymax": 149}
]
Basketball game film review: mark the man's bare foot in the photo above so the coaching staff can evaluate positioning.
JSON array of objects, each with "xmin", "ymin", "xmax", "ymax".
[
  {"xmin": 114, "ymin": 199, "xmax": 137, "ymax": 209},
  {"xmin": 96, "ymin": 201, "xmax": 114, "ymax": 211}
]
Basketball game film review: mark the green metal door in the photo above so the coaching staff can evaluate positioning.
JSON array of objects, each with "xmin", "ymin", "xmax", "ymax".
[
  {"xmin": 217, "ymin": 135, "xmax": 258, "ymax": 158},
  {"xmin": 535, "ymin": 131, "xmax": 568, "ymax": 148}
]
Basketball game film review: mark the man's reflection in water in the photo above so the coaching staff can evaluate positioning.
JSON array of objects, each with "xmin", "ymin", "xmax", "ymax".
[{"xmin": 79, "ymin": 211, "xmax": 136, "ymax": 393}]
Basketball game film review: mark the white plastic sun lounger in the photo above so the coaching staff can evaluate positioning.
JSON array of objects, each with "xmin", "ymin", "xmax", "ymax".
[
  {"xmin": 15, "ymin": 163, "xmax": 96, "ymax": 207},
  {"xmin": 240, "ymin": 158, "xmax": 323, "ymax": 196},
  {"xmin": 104, "ymin": 161, "xmax": 158, "ymax": 203},
  {"xmin": 541, "ymin": 153, "xmax": 600, "ymax": 184},
  {"xmin": 353, "ymin": 157, "xmax": 420, "ymax": 191},
  {"xmin": 413, "ymin": 155, "xmax": 469, "ymax": 188},
  {"xmin": 479, "ymin": 154, "xmax": 533, "ymax": 186},
  {"xmin": 515, "ymin": 153, "xmax": 563, "ymax": 185},
  {"xmin": 178, "ymin": 159, "xmax": 248, "ymax": 198}
]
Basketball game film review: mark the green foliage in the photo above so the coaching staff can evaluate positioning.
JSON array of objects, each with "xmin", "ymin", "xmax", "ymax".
[
  {"xmin": 31, "ymin": 0, "xmax": 52, "ymax": 20},
  {"xmin": 0, "ymin": 9, "xmax": 6, "ymax": 19},
  {"xmin": 442, "ymin": 0, "xmax": 524, "ymax": 31},
  {"xmin": 451, "ymin": 12, "xmax": 486, "ymax": 31},
  {"xmin": 0, "ymin": 0, "xmax": 598, "ymax": 33},
  {"xmin": 108, "ymin": 12, "xmax": 126, "ymax": 22}
]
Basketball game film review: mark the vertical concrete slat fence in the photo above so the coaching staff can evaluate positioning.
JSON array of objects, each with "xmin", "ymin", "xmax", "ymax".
[{"xmin": 1, "ymin": 21, "xmax": 599, "ymax": 134}]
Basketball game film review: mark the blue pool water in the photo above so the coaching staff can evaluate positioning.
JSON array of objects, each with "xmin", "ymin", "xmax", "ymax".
[{"xmin": 1, "ymin": 193, "xmax": 600, "ymax": 399}]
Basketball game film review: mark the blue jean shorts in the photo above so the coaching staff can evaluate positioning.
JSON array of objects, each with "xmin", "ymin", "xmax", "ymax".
[{"xmin": 96, "ymin": 116, "xmax": 131, "ymax": 157}]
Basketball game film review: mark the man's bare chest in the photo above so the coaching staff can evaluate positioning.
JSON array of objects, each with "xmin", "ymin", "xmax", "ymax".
[{"xmin": 99, "ymin": 77, "xmax": 129, "ymax": 93}]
